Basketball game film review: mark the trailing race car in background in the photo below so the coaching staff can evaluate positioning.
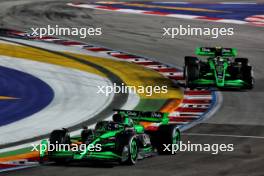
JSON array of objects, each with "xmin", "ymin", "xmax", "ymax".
[
  {"xmin": 39, "ymin": 110, "xmax": 181, "ymax": 165},
  {"xmin": 184, "ymin": 47, "xmax": 254, "ymax": 89}
]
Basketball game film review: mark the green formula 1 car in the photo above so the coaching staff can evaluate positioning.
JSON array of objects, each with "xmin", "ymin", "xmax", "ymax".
[
  {"xmin": 39, "ymin": 110, "xmax": 181, "ymax": 165},
  {"xmin": 184, "ymin": 47, "xmax": 254, "ymax": 89}
]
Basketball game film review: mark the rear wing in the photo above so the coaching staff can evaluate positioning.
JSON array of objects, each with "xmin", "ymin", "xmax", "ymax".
[
  {"xmin": 196, "ymin": 47, "xmax": 237, "ymax": 57},
  {"xmin": 114, "ymin": 109, "xmax": 169, "ymax": 124}
]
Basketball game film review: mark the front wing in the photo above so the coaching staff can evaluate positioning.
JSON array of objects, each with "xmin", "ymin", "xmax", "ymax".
[{"xmin": 190, "ymin": 78, "xmax": 249, "ymax": 88}]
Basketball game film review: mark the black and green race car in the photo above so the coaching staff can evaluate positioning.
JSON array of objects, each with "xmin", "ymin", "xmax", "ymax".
[
  {"xmin": 184, "ymin": 47, "xmax": 254, "ymax": 89},
  {"xmin": 39, "ymin": 110, "xmax": 181, "ymax": 165}
]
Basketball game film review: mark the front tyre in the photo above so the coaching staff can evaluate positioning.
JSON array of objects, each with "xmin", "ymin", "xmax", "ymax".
[
  {"xmin": 235, "ymin": 58, "xmax": 249, "ymax": 66},
  {"xmin": 119, "ymin": 135, "xmax": 138, "ymax": 165},
  {"xmin": 128, "ymin": 137, "xmax": 138, "ymax": 165},
  {"xmin": 156, "ymin": 125, "xmax": 181, "ymax": 154}
]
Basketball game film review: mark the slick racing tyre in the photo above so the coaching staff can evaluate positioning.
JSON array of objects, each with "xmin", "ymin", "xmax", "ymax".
[
  {"xmin": 156, "ymin": 125, "xmax": 181, "ymax": 154},
  {"xmin": 49, "ymin": 129, "xmax": 71, "ymax": 164},
  {"xmin": 184, "ymin": 56, "xmax": 199, "ymax": 65},
  {"xmin": 117, "ymin": 134, "xmax": 138, "ymax": 165},
  {"xmin": 184, "ymin": 56, "xmax": 199, "ymax": 88},
  {"xmin": 242, "ymin": 66, "xmax": 254, "ymax": 89},
  {"xmin": 235, "ymin": 58, "xmax": 249, "ymax": 67},
  {"xmin": 49, "ymin": 129, "xmax": 71, "ymax": 145},
  {"xmin": 127, "ymin": 136, "xmax": 138, "ymax": 165}
]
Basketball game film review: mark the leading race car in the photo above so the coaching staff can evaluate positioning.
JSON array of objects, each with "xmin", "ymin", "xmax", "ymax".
[
  {"xmin": 39, "ymin": 110, "xmax": 181, "ymax": 165},
  {"xmin": 184, "ymin": 47, "xmax": 254, "ymax": 89}
]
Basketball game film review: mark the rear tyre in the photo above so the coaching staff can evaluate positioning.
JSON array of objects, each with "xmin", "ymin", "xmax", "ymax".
[
  {"xmin": 49, "ymin": 130, "xmax": 71, "ymax": 164},
  {"xmin": 242, "ymin": 66, "xmax": 254, "ymax": 89},
  {"xmin": 155, "ymin": 125, "xmax": 181, "ymax": 154},
  {"xmin": 49, "ymin": 130, "xmax": 71, "ymax": 145}
]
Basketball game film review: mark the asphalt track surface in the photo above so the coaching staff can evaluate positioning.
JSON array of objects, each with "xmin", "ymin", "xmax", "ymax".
[{"xmin": 0, "ymin": 0, "xmax": 264, "ymax": 175}]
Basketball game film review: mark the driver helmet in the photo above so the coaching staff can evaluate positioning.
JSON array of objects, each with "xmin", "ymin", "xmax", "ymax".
[
  {"xmin": 113, "ymin": 113, "xmax": 133, "ymax": 126},
  {"xmin": 113, "ymin": 113, "xmax": 125, "ymax": 123},
  {"xmin": 215, "ymin": 47, "xmax": 222, "ymax": 56}
]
